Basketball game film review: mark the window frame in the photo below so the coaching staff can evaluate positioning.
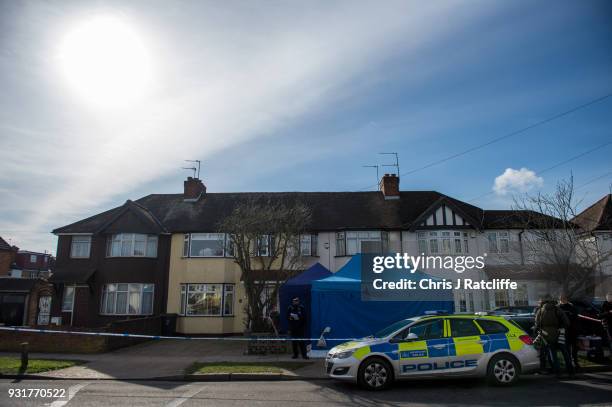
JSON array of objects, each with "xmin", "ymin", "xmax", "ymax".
[
  {"xmin": 299, "ymin": 234, "xmax": 318, "ymax": 257},
  {"xmin": 335, "ymin": 230, "xmax": 387, "ymax": 256},
  {"xmin": 106, "ymin": 234, "xmax": 158, "ymax": 258},
  {"xmin": 188, "ymin": 233, "xmax": 226, "ymax": 258},
  {"xmin": 418, "ymin": 231, "xmax": 469, "ymax": 255},
  {"xmin": 179, "ymin": 283, "xmax": 235, "ymax": 317},
  {"xmin": 61, "ymin": 286, "xmax": 75, "ymax": 312},
  {"xmin": 100, "ymin": 283, "xmax": 154, "ymax": 316},
  {"xmin": 70, "ymin": 235, "xmax": 91, "ymax": 259},
  {"xmin": 449, "ymin": 318, "xmax": 482, "ymax": 337},
  {"xmin": 487, "ymin": 231, "xmax": 510, "ymax": 254}
]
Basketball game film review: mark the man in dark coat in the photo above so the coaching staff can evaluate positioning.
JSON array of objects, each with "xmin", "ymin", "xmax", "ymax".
[
  {"xmin": 558, "ymin": 294, "xmax": 579, "ymax": 369},
  {"xmin": 535, "ymin": 294, "xmax": 573, "ymax": 377},
  {"xmin": 287, "ymin": 297, "xmax": 308, "ymax": 359}
]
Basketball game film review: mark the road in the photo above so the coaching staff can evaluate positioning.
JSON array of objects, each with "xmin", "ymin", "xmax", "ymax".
[{"xmin": 1, "ymin": 373, "xmax": 611, "ymax": 406}]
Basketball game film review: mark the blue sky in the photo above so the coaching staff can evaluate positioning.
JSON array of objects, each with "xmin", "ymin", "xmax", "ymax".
[{"xmin": 0, "ymin": 0, "xmax": 611, "ymax": 253}]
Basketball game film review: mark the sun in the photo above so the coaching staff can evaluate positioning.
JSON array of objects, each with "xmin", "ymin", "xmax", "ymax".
[{"xmin": 58, "ymin": 16, "xmax": 152, "ymax": 108}]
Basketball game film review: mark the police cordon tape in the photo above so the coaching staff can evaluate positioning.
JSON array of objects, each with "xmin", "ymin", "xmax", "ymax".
[{"xmin": 0, "ymin": 326, "xmax": 354, "ymax": 342}]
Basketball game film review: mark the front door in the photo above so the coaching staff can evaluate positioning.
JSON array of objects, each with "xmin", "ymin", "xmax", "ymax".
[{"xmin": 37, "ymin": 295, "xmax": 52, "ymax": 325}]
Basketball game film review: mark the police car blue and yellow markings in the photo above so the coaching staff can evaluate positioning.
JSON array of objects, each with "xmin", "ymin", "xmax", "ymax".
[{"xmin": 331, "ymin": 316, "xmax": 527, "ymax": 371}]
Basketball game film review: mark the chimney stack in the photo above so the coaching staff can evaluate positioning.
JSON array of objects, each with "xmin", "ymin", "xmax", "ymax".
[
  {"xmin": 379, "ymin": 174, "xmax": 400, "ymax": 200},
  {"xmin": 184, "ymin": 177, "xmax": 206, "ymax": 202}
]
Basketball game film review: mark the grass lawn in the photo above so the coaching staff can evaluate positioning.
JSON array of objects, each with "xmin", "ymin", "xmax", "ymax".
[
  {"xmin": 186, "ymin": 361, "xmax": 312, "ymax": 375},
  {"xmin": 0, "ymin": 357, "xmax": 82, "ymax": 374}
]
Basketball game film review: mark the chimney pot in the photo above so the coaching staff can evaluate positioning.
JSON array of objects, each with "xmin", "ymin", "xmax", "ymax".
[
  {"xmin": 379, "ymin": 173, "xmax": 400, "ymax": 200},
  {"xmin": 184, "ymin": 177, "xmax": 206, "ymax": 202}
]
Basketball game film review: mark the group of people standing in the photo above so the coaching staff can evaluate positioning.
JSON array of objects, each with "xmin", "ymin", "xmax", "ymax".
[{"xmin": 535, "ymin": 293, "xmax": 612, "ymax": 377}]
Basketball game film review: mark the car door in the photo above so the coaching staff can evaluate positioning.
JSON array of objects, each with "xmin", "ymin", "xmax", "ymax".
[
  {"xmin": 395, "ymin": 318, "xmax": 449, "ymax": 376},
  {"xmin": 447, "ymin": 318, "xmax": 485, "ymax": 373}
]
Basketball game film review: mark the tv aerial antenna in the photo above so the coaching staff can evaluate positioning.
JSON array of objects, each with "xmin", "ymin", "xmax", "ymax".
[
  {"xmin": 379, "ymin": 152, "xmax": 399, "ymax": 176},
  {"xmin": 183, "ymin": 160, "xmax": 201, "ymax": 178},
  {"xmin": 362, "ymin": 165, "xmax": 379, "ymax": 187}
]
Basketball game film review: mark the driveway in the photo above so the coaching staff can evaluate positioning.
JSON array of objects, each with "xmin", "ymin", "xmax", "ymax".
[{"xmin": 11, "ymin": 339, "xmax": 322, "ymax": 380}]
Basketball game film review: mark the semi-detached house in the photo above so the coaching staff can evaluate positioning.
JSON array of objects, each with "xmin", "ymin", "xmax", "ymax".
[{"xmin": 50, "ymin": 174, "xmax": 566, "ymax": 334}]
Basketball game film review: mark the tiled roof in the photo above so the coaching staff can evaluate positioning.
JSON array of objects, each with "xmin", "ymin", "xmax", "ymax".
[
  {"xmin": 0, "ymin": 236, "xmax": 11, "ymax": 251},
  {"xmin": 52, "ymin": 190, "xmax": 561, "ymax": 234},
  {"xmin": 573, "ymin": 194, "xmax": 612, "ymax": 232}
]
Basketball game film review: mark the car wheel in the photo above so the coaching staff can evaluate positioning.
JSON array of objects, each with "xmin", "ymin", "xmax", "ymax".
[
  {"xmin": 358, "ymin": 357, "xmax": 394, "ymax": 390},
  {"xmin": 487, "ymin": 354, "xmax": 520, "ymax": 386}
]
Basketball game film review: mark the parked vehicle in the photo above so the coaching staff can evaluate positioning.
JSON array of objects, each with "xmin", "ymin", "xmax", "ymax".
[{"xmin": 325, "ymin": 313, "xmax": 539, "ymax": 390}]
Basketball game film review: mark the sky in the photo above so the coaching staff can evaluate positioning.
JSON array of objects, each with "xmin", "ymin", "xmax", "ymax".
[{"xmin": 0, "ymin": 0, "xmax": 611, "ymax": 254}]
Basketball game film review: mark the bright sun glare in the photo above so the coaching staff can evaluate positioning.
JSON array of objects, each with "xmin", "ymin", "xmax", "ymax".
[{"xmin": 59, "ymin": 16, "xmax": 152, "ymax": 108}]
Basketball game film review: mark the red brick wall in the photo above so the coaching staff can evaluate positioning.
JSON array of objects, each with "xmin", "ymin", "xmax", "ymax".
[{"xmin": 0, "ymin": 250, "xmax": 15, "ymax": 276}]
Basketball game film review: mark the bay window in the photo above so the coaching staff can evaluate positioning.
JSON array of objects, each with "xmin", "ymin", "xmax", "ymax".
[
  {"xmin": 180, "ymin": 283, "xmax": 235, "ymax": 316},
  {"xmin": 417, "ymin": 231, "xmax": 469, "ymax": 255},
  {"xmin": 101, "ymin": 283, "xmax": 154, "ymax": 315},
  {"xmin": 70, "ymin": 235, "xmax": 91, "ymax": 258},
  {"xmin": 335, "ymin": 231, "xmax": 388, "ymax": 256},
  {"xmin": 106, "ymin": 234, "xmax": 158, "ymax": 257}
]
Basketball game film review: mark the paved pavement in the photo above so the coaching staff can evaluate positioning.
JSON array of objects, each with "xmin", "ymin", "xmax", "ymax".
[
  {"xmin": 0, "ymin": 339, "xmax": 323, "ymax": 380},
  {"xmin": 1, "ymin": 373, "xmax": 612, "ymax": 406}
]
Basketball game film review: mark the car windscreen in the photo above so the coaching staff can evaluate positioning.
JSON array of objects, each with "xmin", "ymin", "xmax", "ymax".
[{"xmin": 374, "ymin": 319, "xmax": 412, "ymax": 338}]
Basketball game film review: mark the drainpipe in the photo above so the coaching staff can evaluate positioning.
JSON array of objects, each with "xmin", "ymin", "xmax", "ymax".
[{"xmin": 518, "ymin": 230, "xmax": 525, "ymax": 266}]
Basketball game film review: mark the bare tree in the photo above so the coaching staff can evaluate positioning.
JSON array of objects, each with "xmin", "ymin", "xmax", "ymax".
[
  {"xmin": 218, "ymin": 197, "xmax": 311, "ymax": 332},
  {"xmin": 510, "ymin": 176, "xmax": 610, "ymax": 297}
]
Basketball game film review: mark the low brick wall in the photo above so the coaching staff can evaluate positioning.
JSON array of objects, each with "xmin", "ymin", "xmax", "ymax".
[
  {"xmin": 0, "ymin": 316, "xmax": 162, "ymax": 354},
  {"xmin": 247, "ymin": 333, "xmax": 289, "ymax": 355}
]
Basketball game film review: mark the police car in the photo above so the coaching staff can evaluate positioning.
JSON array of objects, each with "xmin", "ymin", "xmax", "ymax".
[{"xmin": 325, "ymin": 313, "xmax": 539, "ymax": 390}]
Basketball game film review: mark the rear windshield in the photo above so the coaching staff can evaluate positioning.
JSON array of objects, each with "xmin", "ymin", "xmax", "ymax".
[{"xmin": 476, "ymin": 319, "xmax": 509, "ymax": 334}]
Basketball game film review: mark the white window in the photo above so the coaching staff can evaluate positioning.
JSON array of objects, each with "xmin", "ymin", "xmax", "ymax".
[
  {"xmin": 180, "ymin": 284, "xmax": 234, "ymax": 316},
  {"xmin": 30, "ymin": 254, "xmax": 37, "ymax": 263},
  {"xmin": 337, "ymin": 231, "xmax": 387, "ymax": 256},
  {"xmin": 299, "ymin": 234, "xmax": 318, "ymax": 256},
  {"xmin": 188, "ymin": 233, "xmax": 225, "ymax": 257},
  {"xmin": 106, "ymin": 234, "xmax": 158, "ymax": 257},
  {"xmin": 487, "ymin": 231, "xmax": 510, "ymax": 254},
  {"xmin": 257, "ymin": 235, "xmax": 270, "ymax": 257},
  {"xmin": 418, "ymin": 231, "xmax": 469, "ymax": 255},
  {"xmin": 62, "ymin": 286, "xmax": 75, "ymax": 312},
  {"xmin": 70, "ymin": 236, "xmax": 91, "ymax": 258},
  {"xmin": 336, "ymin": 232, "xmax": 346, "ymax": 256},
  {"xmin": 100, "ymin": 283, "xmax": 154, "ymax": 315}
]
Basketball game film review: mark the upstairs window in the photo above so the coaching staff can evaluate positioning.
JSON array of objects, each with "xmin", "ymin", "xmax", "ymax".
[
  {"xmin": 187, "ymin": 233, "xmax": 225, "ymax": 257},
  {"xmin": 106, "ymin": 234, "xmax": 158, "ymax": 257},
  {"xmin": 299, "ymin": 234, "xmax": 318, "ymax": 256},
  {"xmin": 70, "ymin": 235, "xmax": 91, "ymax": 258},
  {"xmin": 487, "ymin": 231, "xmax": 510, "ymax": 253},
  {"xmin": 418, "ymin": 231, "xmax": 468, "ymax": 255},
  {"xmin": 30, "ymin": 254, "xmax": 37, "ymax": 263},
  {"xmin": 336, "ymin": 231, "xmax": 388, "ymax": 256}
]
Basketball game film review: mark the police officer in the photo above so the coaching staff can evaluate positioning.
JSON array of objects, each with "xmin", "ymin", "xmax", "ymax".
[
  {"xmin": 535, "ymin": 294, "xmax": 573, "ymax": 377},
  {"xmin": 287, "ymin": 297, "xmax": 308, "ymax": 359},
  {"xmin": 558, "ymin": 294, "xmax": 579, "ymax": 370}
]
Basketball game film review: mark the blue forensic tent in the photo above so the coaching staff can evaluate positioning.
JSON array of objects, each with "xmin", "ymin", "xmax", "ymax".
[
  {"xmin": 310, "ymin": 255, "xmax": 454, "ymax": 348},
  {"xmin": 279, "ymin": 263, "xmax": 332, "ymax": 334}
]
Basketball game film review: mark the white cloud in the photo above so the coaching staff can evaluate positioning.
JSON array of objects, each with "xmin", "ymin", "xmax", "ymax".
[{"xmin": 493, "ymin": 167, "xmax": 544, "ymax": 196}]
